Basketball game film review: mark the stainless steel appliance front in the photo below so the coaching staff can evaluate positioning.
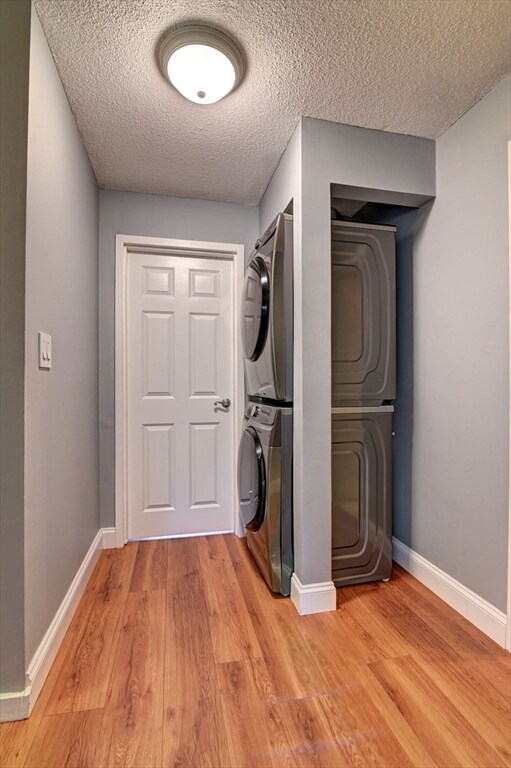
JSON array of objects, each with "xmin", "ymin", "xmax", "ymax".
[
  {"xmin": 331, "ymin": 407, "xmax": 393, "ymax": 586},
  {"xmin": 241, "ymin": 213, "xmax": 293, "ymax": 403},
  {"xmin": 331, "ymin": 220, "xmax": 396, "ymax": 587},
  {"xmin": 237, "ymin": 402, "xmax": 293, "ymax": 595},
  {"xmin": 331, "ymin": 220, "xmax": 396, "ymax": 406}
]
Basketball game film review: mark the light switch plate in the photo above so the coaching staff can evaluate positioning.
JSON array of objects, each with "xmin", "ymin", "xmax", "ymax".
[{"xmin": 38, "ymin": 332, "xmax": 52, "ymax": 369}]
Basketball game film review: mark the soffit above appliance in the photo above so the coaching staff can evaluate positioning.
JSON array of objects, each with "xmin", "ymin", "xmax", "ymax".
[{"xmin": 158, "ymin": 25, "xmax": 245, "ymax": 104}]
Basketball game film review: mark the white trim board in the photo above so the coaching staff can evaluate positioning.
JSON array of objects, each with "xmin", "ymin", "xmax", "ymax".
[
  {"xmin": 507, "ymin": 139, "xmax": 511, "ymax": 653},
  {"xmin": 115, "ymin": 234, "xmax": 245, "ymax": 546},
  {"xmin": 0, "ymin": 528, "xmax": 114, "ymax": 723},
  {"xmin": 102, "ymin": 526, "xmax": 117, "ymax": 549},
  {"xmin": 290, "ymin": 574, "xmax": 337, "ymax": 615},
  {"xmin": 392, "ymin": 537, "xmax": 508, "ymax": 649}
]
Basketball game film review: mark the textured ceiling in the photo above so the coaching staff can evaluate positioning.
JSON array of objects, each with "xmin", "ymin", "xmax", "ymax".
[{"xmin": 34, "ymin": 0, "xmax": 511, "ymax": 206}]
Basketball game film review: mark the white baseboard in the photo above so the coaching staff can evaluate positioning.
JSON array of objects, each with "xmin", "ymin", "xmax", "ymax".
[
  {"xmin": 392, "ymin": 537, "xmax": 508, "ymax": 648},
  {"xmin": 291, "ymin": 574, "xmax": 337, "ymax": 616},
  {"xmin": 0, "ymin": 688, "xmax": 30, "ymax": 723},
  {"xmin": 0, "ymin": 527, "xmax": 113, "ymax": 723},
  {"xmin": 102, "ymin": 526, "xmax": 117, "ymax": 549}
]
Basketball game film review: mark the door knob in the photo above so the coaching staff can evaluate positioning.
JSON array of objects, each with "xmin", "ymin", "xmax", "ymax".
[{"xmin": 214, "ymin": 398, "xmax": 231, "ymax": 408}]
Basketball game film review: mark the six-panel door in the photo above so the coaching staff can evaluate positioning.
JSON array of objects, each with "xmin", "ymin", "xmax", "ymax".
[{"xmin": 127, "ymin": 253, "xmax": 234, "ymax": 539}]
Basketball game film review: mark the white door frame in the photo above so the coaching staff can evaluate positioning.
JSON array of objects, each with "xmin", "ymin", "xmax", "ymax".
[
  {"xmin": 115, "ymin": 233, "xmax": 245, "ymax": 547},
  {"xmin": 507, "ymin": 140, "xmax": 511, "ymax": 652}
]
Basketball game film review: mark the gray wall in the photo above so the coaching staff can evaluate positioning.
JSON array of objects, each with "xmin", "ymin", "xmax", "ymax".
[
  {"xmin": 24, "ymin": 6, "xmax": 100, "ymax": 663},
  {"xmin": 412, "ymin": 75, "xmax": 510, "ymax": 611},
  {"xmin": 0, "ymin": 0, "xmax": 31, "ymax": 695},
  {"xmin": 299, "ymin": 120, "xmax": 435, "ymax": 586},
  {"xmin": 260, "ymin": 117, "xmax": 435, "ymax": 587},
  {"xmin": 259, "ymin": 120, "xmax": 301, "ymax": 232},
  {"xmin": 98, "ymin": 190, "xmax": 259, "ymax": 528},
  {"xmin": 259, "ymin": 124, "xmax": 311, "ymax": 579},
  {"xmin": 355, "ymin": 202, "xmax": 430, "ymax": 549}
]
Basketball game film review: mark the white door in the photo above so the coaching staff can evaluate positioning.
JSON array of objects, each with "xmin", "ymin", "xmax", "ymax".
[{"xmin": 126, "ymin": 252, "xmax": 234, "ymax": 539}]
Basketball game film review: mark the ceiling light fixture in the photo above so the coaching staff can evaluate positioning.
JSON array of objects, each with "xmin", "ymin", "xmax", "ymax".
[{"xmin": 158, "ymin": 25, "xmax": 244, "ymax": 105}]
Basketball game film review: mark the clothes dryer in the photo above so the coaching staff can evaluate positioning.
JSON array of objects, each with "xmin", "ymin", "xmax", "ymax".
[
  {"xmin": 331, "ymin": 220, "xmax": 396, "ymax": 406},
  {"xmin": 241, "ymin": 213, "xmax": 293, "ymax": 403},
  {"xmin": 237, "ymin": 402, "xmax": 293, "ymax": 595}
]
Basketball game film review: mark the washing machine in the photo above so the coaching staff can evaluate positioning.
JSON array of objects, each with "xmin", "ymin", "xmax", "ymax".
[
  {"xmin": 237, "ymin": 402, "xmax": 293, "ymax": 595},
  {"xmin": 331, "ymin": 407, "xmax": 393, "ymax": 586},
  {"xmin": 241, "ymin": 212, "xmax": 293, "ymax": 403}
]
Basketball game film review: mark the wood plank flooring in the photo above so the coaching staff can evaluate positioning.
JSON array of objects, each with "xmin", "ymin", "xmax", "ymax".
[{"xmin": 1, "ymin": 536, "xmax": 510, "ymax": 768}]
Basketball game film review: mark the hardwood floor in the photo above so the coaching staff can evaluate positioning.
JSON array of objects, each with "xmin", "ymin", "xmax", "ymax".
[{"xmin": 1, "ymin": 536, "xmax": 510, "ymax": 768}]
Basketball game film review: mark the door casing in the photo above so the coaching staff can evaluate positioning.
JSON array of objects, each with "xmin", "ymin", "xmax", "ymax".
[
  {"xmin": 507, "ymin": 140, "xmax": 511, "ymax": 652},
  {"xmin": 115, "ymin": 233, "xmax": 245, "ymax": 546}
]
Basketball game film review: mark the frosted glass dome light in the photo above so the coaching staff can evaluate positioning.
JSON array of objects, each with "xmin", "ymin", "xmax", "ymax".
[{"xmin": 159, "ymin": 26, "xmax": 244, "ymax": 105}]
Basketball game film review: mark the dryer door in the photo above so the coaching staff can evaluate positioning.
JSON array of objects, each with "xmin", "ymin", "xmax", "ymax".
[
  {"xmin": 331, "ymin": 223, "xmax": 396, "ymax": 405},
  {"xmin": 241, "ymin": 256, "xmax": 270, "ymax": 362},
  {"xmin": 237, "ymin": 426, "xmax": 266, "ymax": 531}
]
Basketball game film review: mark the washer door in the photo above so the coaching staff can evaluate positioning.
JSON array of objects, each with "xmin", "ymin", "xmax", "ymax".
[
  {"xmin": 241, "ymin": 256, "xmax": 270, "ymax": 362},
  {"xmin": 237, "ymin": 426, "xmax": 266, "ymax": 532}
]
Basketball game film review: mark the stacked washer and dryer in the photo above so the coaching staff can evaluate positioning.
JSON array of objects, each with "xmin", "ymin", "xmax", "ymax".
[
  {"xmin": 238, "ymin": 213, "xmax": 294, "ymax": 596},
  {"xmin": 237, "ymin": 212, "xmax": 396, "ymax": 596},
  {"xmin": 331, "ymin": 220, "xmax": 396, "ymax": 586}
]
